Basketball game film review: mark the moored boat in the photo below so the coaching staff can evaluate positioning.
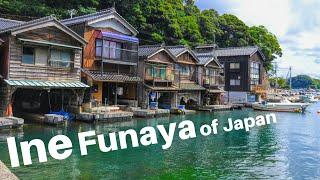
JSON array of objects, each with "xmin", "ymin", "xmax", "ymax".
[{"xmin": 252, "ymin": 99, "xmax": 309, "ymax": 113}]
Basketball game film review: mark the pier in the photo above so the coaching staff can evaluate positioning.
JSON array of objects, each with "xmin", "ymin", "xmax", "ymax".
[
  {"xmin": 0, "ymin": 160, "xmax": 18, "ymax": 180},
  {"xmin": 132, "ymin": 108, "xmax": 170, "ymax": 118},
  {"xmin": 0, "ymin": 117, "xmax": 24, "ymax": 129}
]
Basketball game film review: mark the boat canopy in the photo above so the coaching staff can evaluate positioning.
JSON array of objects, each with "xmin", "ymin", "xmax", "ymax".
[{"xmin": 101, "ymin": 31, "xmax": 139, "ymax": 43}]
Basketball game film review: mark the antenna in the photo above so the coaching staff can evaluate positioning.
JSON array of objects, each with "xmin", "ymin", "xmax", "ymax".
[
  {"xmin": 67, "ymin": 9, "xmax": 77, "ymax": 18},
  {"xmin": 113, "ymin": 1, "xmax": 116, "ymax": 9}
]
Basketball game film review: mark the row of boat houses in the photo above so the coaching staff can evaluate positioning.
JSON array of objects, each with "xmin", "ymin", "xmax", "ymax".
[{"xmin": 0, "ymin": 8, "xmax": 268, "ymax": 122}]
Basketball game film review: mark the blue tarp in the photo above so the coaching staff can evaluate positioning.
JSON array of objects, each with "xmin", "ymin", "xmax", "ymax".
[{"xmin": 102, "ymin": 31, "xmax": 139, "ymax": 43}]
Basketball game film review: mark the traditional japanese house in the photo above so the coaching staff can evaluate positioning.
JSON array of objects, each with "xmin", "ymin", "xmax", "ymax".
[
  {"xmin": 194, "ymin": 51, "xmax": 225, "ymax": 105},
  {"xmin": 167, "ymin": 46, "xmax": 205, "ymax": 109},
  {"xmin": 0, "ymin": 16, "xmax": 88, "ymax": 117},
  {"xmin": 195, "ymin": 45, "xmax": 268, "ymax": 103},
  {"xmin": 138, "ymin": 45, "xmax": 180, "ymax": 109},
  {"xmin": 62, "ymin": 8, "xmax": 141, "ymax": 108}
]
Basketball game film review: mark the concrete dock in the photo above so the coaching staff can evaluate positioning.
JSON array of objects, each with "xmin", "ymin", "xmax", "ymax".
[
  {"xmin": 0, "ymin": 117, "xmax": 24, "ymax": 129},
  {"xmin": 132, "ymin": 108, "xmax": 170, "ymax": 118},
  {"xmin": 0, "ymin": 160, "xmax": 18, "ymax": 180}
]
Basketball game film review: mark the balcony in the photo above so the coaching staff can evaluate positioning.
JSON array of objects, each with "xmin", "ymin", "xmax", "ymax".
[
  {"xmin": 95, "ymin": 48, "xmax": 138, "ymax": 66},
  {"xmin": 202, "ymin": 75, "xmax": 225, "ymax": 89},
  {"xmin": 144, "ymin": 64, "xmax": 180, "ymax": 87}
]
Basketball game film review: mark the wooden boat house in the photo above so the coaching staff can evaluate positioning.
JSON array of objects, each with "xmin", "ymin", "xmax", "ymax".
[
  {"xmin": 166, "ymin": 46, "xmax": 205, "ymax": 109},
  {"xmin": 138, "ymin": 45, "xmax": 180, "ymax": 109},
  {"xmin": 195, "ymin": 45, "xmax": 268, "ymax": 103},
  {"xmin": 194, "ymin": 51, "xmax": 225, "ymax": 105},
  {"xmin": 62, "ymin": 8, "xmax": 141, "ymax": 109},
  {"xmin": 0, "ymin": 16, "xmax": 88, "ymax": 118}
]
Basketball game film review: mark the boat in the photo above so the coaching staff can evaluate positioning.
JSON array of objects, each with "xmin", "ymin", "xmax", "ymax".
[{"xmin": 252, "ymin": 99, "xmax": 309, "ymax": 113}]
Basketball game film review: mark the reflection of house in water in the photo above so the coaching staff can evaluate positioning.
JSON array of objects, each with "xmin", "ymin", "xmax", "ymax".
[
  {"xmin": 0, "ymin": 16, "xmax": 88, "ymax": 119},
  {"xmin": 62, "ymin": 8, "xmax": 141, "ymax": 109}
]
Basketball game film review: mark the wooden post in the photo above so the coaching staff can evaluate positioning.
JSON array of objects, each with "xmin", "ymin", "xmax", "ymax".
[{"xmin": 115, "ymin": 83, "xmax": 118, "ymax": 105}]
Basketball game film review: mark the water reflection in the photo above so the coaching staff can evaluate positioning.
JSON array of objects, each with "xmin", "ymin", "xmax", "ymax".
[{"xmin": 0, "ymin": 103, "xmax": 319, "ymax": 179}]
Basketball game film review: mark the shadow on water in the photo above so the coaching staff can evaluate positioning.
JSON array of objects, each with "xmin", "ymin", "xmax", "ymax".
[{"xmin": 0, "ymin": 103, "xmax": 319, "ymax": 179}]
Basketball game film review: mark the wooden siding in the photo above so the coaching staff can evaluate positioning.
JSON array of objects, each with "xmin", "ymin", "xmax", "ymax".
[
  {"xmin": 177, "ymin": 52, "xmax": 197, "ymax": 65},
  {"xmin": 148, "ymin": 51, "xmax": 174, "ymax": 64},
  {"xmin": 17, "ymin": 26, "xmax": 80, "ymax": 46},
  {"xmin": 219, "ymin": 51, "xmax": 265, "ymax": 92},
  {"xmin": 7, "ymin": 26, "xmax": 83, "ymax": 81}
]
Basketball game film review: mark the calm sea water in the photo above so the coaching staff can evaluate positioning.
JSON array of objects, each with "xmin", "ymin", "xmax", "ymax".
[{"xmin": 0, "ymin": 103, "xmax": 320, "ymax": 179}]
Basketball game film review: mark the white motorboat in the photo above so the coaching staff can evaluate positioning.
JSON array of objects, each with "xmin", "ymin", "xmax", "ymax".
[{"xmin": 252, "ymin": 99, "xmax": 309, "ymax": 113}]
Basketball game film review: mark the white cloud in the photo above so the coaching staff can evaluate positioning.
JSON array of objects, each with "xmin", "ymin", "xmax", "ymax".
[{"xmin": 196, "ymin": 0, "xmax": 320, "ymax": 78}]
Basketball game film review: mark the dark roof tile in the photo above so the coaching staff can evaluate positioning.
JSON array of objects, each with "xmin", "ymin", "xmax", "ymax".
[
  {"xmin": 83, "ymin": 70, "xmax": 141, "ymax": 82},
  {"xmin": 0, "ymin": 18, "xmax": 24, "ymax": 31}
]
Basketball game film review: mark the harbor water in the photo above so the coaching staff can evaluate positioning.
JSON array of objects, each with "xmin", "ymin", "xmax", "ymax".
[{"xmin": 0, "ymin": 103, "xmax": 320, "ymax": 179}]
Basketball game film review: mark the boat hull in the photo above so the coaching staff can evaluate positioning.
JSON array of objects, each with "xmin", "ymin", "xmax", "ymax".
[{"xmin": 252, "ymin": 103, "xmax": 308, "ymax": 113}]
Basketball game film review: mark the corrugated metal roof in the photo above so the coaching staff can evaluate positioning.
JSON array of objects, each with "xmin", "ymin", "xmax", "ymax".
[
  {"xmin": 4, "ymin": 79, "xmax": 89, "ymax": 88},
  {"xmin": 0, "ymin": 18, "xmax": 23, "ymax": 31},
  {"xmin": 83, "ymin": 70, "xmax": 141, "ymax": 82}
]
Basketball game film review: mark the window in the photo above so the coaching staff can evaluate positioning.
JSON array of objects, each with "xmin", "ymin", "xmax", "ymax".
[
  {"xmin": 250, "ymin": 62, "xmax": 260, "ymax": 85},
  {"xmin": 50, "ymin": 49, "xmax": 71, "ymax": 68},
  {"xmin": 95, "ymin": 39, "xmax": 102, "ymax": 57},
  {"xmin": 22, "ymin": 47, "xmax": 35, "ymax": 64},
  {"xmin": 230, "ymin": 63, "xmax": 240, "ymax": 69},
  {"xmin": 230, "ymin": 74, "xmax": 241, "ymax": 86},
  {"xmin": 35, "ymin": 48, "xmax": 48, "ymax": 65},
  {"xmin": 96, "ymin": 39, "xmax": 122, "ymax": 59},
  {"xmin": 176, "ymin": 64, "xmax": 190, "ymax": 76}
]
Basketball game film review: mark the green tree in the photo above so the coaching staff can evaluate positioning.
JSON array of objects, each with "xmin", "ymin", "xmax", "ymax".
[
  {"xmin": 249, "ymin": 26, "xmax": 282, "ymax": 71},
  {"xmin": 291, "ymin": 75, "xmax": 313, "ymax": 89}
]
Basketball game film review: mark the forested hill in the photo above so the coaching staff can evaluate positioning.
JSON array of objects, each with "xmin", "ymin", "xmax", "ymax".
[{"xmin": 0, "ymin": 0, "xmax": 282, "ymax": 70}]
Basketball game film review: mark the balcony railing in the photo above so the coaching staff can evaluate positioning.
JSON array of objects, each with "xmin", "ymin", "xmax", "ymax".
[
  {"xmin": 95, "ymin": 48, "xmax": 138, "ymax": 64},
  {"xmin": 202, "ymin": 75, "xmax": 225, "ymax": 88},
  {"xmin": 145, "ymin": 64, "xmax": 180, "ymax": 86}
]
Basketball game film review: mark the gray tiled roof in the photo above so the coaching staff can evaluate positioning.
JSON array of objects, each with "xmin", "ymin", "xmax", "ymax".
[
  {"xmin": 166, "ymin": 45, "xmax": 187, "ymax": 57},
  {"xmin": 83, "ymin": 70, "xmax": 141, "ymax": 82},
  {"xmin": 61, "ymin": 8, "xmax": 138, "ymax": 35},
  {"xmin": 0, "ymin": 16, "xmax": 86, "ymax": 44},
  {"xmin": 193, "ymin": 52, "xmax": 215, "ymax": 65},
  {"xmin": 61, "ymin": 9, "xmax": 114, "ymax": 25},
  {"xmin": 0, "ymin": 16, "xmax": 54, "ymax": 33},
  {"xmin": 139, "ymin": 44, "xmax": 163, "ymax": 57},
  {"xmin": 194, "ymin": 45, "xmax": 265, "ymax": 60},
  {"xmin": 0, "ymin": 18, "xmax": 24, "ymax": 31},
  {"xmin": 214, "ymin": 46, "xmax": 260, "ymax": 57}
]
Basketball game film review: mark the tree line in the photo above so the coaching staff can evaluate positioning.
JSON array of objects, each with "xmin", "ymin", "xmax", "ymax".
[{"xmin": 0, "ymin": 0, "xmax": 282, "ymax": 70}]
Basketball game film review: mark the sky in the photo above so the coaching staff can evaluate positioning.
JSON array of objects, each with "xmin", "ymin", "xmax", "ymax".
[{"xmin": 196, "ymin": 0, "xmax": 320, "ymax": 78}]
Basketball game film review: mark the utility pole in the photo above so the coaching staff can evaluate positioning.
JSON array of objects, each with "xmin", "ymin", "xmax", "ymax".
[
  {"xmin": 289, "ymin": 66, "xmax": 292, "ymax": 90},
  {"xmin": 274, "ymin": 62, "xmax": 278, "ymax": 89}
]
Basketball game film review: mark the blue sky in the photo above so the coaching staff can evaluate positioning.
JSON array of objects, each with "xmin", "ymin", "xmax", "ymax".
[{"xmin": 196, "ymin": 0, "xmax": 320, "ymax": 78}]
